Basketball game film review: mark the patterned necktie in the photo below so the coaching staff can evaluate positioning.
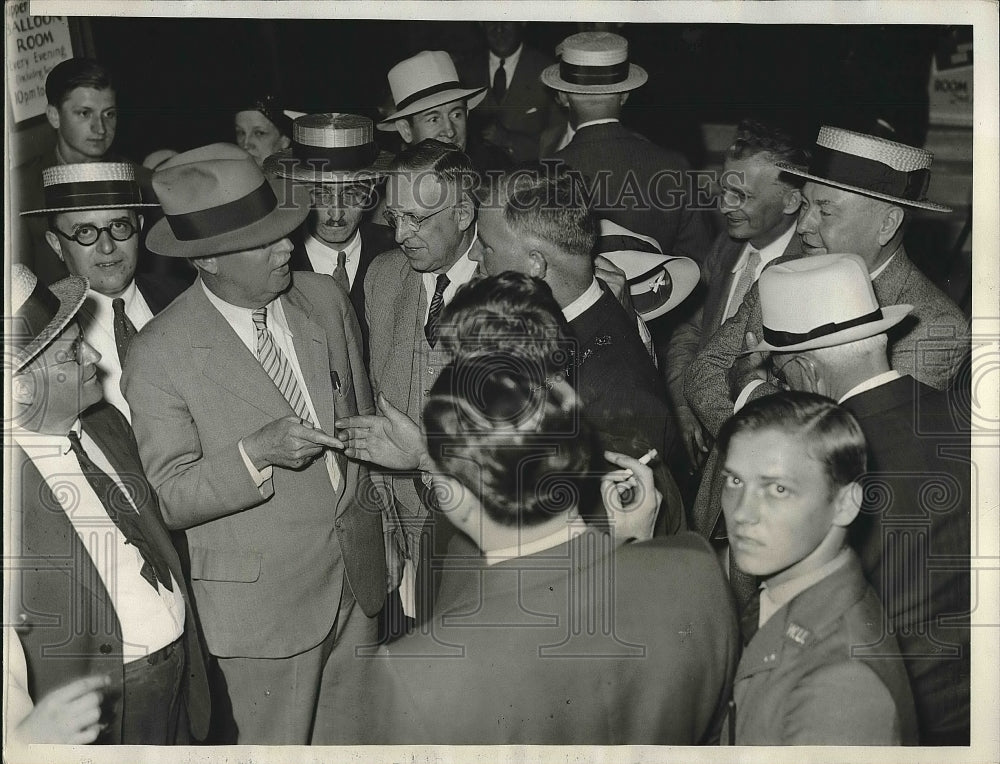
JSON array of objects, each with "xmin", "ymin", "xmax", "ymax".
[
  {"xmin": 725, "ymin": 247, "xmax": 763, "ymax": 322},
  {"xmin": 332, "ymin": 250, "xmax": 350, "ymax": 293},
  {"xmin": 252, "ymin": 308, "xmax": 342, "ymax": 489},
  {"xmin": 493, "ymin": 58, "xmax": 507, "ymax": 101},
  {"xmin": 66, "ymin": 431, "xmax": 171, "ymax": 592},
  {"xmin": 112, "ymin": 297, "xmax": 137, "ymax": 364},
  {"xmin": 424, "ymin": 274, "xmax": 450, "ymax": 348}
]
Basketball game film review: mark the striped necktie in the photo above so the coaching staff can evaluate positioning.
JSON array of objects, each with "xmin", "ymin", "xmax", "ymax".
[
  {"xmin": 424, "ymin": 273, "xmax": 450, "ymax": 348},
  {"xmin": 725, "ymin": 247, "xmax": 762, "ymax": 322},
  {"xmin": 112, "ymin": 297, "xmax": 137, "ymax": 364}
]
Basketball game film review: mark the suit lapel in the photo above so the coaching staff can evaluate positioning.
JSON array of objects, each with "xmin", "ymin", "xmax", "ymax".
[
  {"xmin": 705, "ymin": 238, "xmax": 745, "ymax": 330},
  {"xmin": 282, "ymin": 288, "xmax": 338, "ymax": 434}
]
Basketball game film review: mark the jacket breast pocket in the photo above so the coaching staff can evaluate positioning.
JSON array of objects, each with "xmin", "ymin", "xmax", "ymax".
[{"xmin": 189, "ymin": 547, "xmax": 262, "ymax": 583}]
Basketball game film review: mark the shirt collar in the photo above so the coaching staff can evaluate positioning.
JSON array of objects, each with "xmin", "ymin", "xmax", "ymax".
[
  {"xmin": 11, "ymin": 418, "xmax": 82, "ymax": 456},
  {"xmin": 485, "ymin": 515, "xmax": 588, "ymax": 566},
  {"xmin": 869, "ymin": 249, "xmax": 898, "ymax": 280},
  {"xmin": 838, "ymin": 370, "xmax": 903, "ymax": 403},
  {"xmin": 575, "ymin": 117, "xmax": 620, "ymax": 132},
  {"xmin": 201, "ymin": 281, "xmax": 292, "ymax": 338},
  {"xmin": 305, "ymin": 227, "xmax": 362, "ymax": 261},
  {"xmin": 561, "ymin": 278, "xmax": 603, "ymax": 323},
  {"xmin": 427, "ymin": 225, "xmax": 480, "ymax": 284},
  {"xmin": 84, "ymin": 279, "xmax": 140, "ymax": 321},
  {"xmin": 759, "ymin": 546, "xmax": 852, "ymax": 628},
  {"xmin": 730, "ymin": 222, "xmax": 796, "ymax": 274},
  {"xmin": 489, "ymin": 43, "xmax": 523, "ymax": 72}
]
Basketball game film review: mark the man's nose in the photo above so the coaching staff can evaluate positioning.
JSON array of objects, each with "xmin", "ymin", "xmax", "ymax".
[
  {"xmin": 80, "ymin": 339, "xmax": 102, "ymax": 365},
  {"xmin": 796, "ymin": 205, "xmax": 816, "ymax": 234},
  {"xmin": 730, "ymin": 488, "xmax": 761, "ymax": 526},
  {"xmin": 96, "ymin": 229, "xmax": 117, "ymax": 254},
  {"xmin": 91, "ymin": 114, "xmax": 107, "ymax": 136}
]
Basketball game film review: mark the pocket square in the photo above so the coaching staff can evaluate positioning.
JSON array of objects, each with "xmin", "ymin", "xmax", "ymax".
[{"xmin": 525, "ymin": 107, "xmax": 538, "ymax": 114}]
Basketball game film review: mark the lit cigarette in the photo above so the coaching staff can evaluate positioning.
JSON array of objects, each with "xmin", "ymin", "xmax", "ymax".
[{"xmin": 619, "ymin": 448, "xmax": 658, "ymax": 481}]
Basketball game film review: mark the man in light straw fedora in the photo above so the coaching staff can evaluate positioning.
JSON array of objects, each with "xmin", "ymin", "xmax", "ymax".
[
  {"xmin": 5, "ymin": 264, "xmax": 210, "ymax": 745},
  {"xmin": 120, "ymin": 144, "xmax": 386, "ymax": 744},
  {"xmin": 685, "ymin": 125, "xmax": 970, "ymax": 442},
  {"xmin": 378, "ymin": 49, "xmax": 512, "ymax": 171},
  {"xmin": 265, "ymin": 112, "xmax": 396, "ymax": 361},
  {"xmin": 742, "ymin": 253, "xmax": 970, "ymax": 745},
  {"xmin": 20, "ymin": 161, "xmax": 188, "ymax": 422},
  {"xmin": 541, "ymin": 31, "xmax": 713, "ymax": 265}
]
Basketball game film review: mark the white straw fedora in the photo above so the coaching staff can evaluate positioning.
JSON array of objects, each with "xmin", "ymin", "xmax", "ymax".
[
  {"xmin": 777, "ymin": 126, "xmax": 951, "ymax": 213},
  {"xmin": 378, "ymin": 51, "xmax": 486, "ymax": 130},
  {"xmin": 7, "ymin": 264, "xmax": 89, "ymax": 371},
  {"xmin": 541, "ymin": 32, "xmax": 647, "ymax": 94},
  {"xmin": 748, "ymin": 253, "xmax": 912, "ymax": 354},
  {"xmin": 147, "ymin": 143, "xmax": 309, "ymax": 258},
  {"xmin": 21, "ymin": 162, "xmax": 158, "ymax": 216},
  {"xmin": 264, "ymin": 113, "xmax": 393, "ymax": 184},
  {"xmin": 596, "ymin": 220, "xmax": 699, "ymax": 321}
]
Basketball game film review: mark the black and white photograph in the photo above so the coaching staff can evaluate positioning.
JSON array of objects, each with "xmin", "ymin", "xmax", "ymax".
[{"xmin": 4, "ymin": 1, "xmax": 997, "ymax": 762}]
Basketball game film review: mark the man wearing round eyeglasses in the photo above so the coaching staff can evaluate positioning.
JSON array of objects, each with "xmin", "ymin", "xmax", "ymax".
[{"xmin": 23, "ymin": 162, "xmax": 187, "ymax": 421}]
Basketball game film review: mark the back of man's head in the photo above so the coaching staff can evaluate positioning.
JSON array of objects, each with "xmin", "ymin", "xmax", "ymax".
[
  {"xmin": 727, "ymin": 119, "xmax": 810, "ymax": 178},
  {"xmin": 496, "ymin": 166, "xmax": 597, "ymax": 260},
  {"xmin": 46, "ymin": 58, "xmax": 113, "ymax": 107}
]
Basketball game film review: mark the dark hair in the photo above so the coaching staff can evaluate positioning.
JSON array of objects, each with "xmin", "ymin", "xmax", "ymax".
[
  {"xmin": 390, "ymin": 139, "xmax": 479, "ymax": 197},
  {"xmin": 239, "ymin": 94, "xmax": 292, "ymax": 137},
  {"xmin": 717, "ymin": 391, "xmax": 867, "ymax": 492},
  {"xmin": 486, "ymin": 165, "xmax": 596, "ymax": 259},
  {"xmin": 727, "ymin": 119, "xmax": 810, "ymax": 175},
  {"xmin": 424, "ymin": 353, "xmax": 590, "ymax": 527},
  {"xmin": 438, "ymin": 273, "xmax": 572, "ymax": 382},
  {"xmin": 45, "ymin": 59, "xmax": 114, "ymax": 107}
]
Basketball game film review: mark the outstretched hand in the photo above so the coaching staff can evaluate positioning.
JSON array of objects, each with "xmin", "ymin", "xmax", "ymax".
[
  {"xmin": 242, "ymin": 415, "xmax": 344, "ymax": 471},
  {"xmin": 335, "ymin": 393, "xmax": 431, "ymax": 471}
]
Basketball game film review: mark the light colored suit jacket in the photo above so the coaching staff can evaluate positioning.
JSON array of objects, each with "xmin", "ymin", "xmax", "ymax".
[
  {"xmin": 122, "ymin": 272, "xmax": 385, "ymax": 658},
  {"xmin": 666, "ymin": 227, "xmax": 804, "ymax": 415},
  {"xmin": 685, "ymin": 246, "xmax": 970, "ymax": 437}
]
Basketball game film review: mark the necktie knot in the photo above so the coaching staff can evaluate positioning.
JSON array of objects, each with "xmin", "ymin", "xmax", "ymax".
[
  {"xmin": 112, "ymin": 297, "xmax": 126, "ymax": 317},
  {"xmin": 252, "ymin": 307, "xmax": 268, "ymax": 329},
  {"xmin": 434, "ymin": 273, "xmax": 451, "ymax": 296},
  {"xmin": 337, "ymin": 250, "xmax": 347, "ymax": 269}
]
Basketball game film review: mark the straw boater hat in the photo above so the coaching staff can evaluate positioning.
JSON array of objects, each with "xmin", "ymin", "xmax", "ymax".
[
  {"xmin": 264, "ymin": 113, "xmax": 393, "ymax": 184},
  {"xmin": 20, "ymin": 162, "xmax": 158, "ymax": 216},
  {"xmin": 7, "ymin": 264, "xmax": 89, "ymax": 371},
  {"xmin": 146, "ymin": 143, "xmax": 309, "ymax": 258},
  {"xmin": 747, "ymin": 253, "xmax": 913, "ymax": 354},
  {"xmin": 541, "ymin": 31, "xmax": 648, "ymax": 94},
  {"xmin": 595, "ymin": 220, "xmax": 700, "ymax": 321},
  {"xmin": 378, "ymin": 50, "xmax": 487, "ymax": 130},
  {"xmin": 777, "ymin": 126, "xmax": 951, "ymax": 213}
]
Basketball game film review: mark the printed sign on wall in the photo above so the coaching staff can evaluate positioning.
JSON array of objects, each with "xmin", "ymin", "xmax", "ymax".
[{"xmin": 6, "ymin": 2, "xmax": 73, "ymax": 123}]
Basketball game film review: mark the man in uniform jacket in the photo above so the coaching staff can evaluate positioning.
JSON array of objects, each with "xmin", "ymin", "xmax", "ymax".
[
  {"xmin": 541, "ymin": 32, "xmax": 714, "ymax": 264},
  {"xmin": 121, "ymin": 144, "xmax": 386, "ymax": 744},
  {"xmin": 6, "ymin": 264, "xmax": 210, "ymax": 746}
]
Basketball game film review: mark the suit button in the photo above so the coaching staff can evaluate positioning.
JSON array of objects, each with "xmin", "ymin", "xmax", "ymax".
[{"xmin": 100, "ymin": 643, "xmax": 113, "ymax": 654}]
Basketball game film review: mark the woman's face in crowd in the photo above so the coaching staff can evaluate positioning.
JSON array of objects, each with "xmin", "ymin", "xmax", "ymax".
[{"xmin": 235, "ymin": 110, "xmax": 290, "ymax": 166}]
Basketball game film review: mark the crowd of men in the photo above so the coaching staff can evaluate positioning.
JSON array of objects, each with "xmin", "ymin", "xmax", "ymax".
[{"xmin": 5, "ymin": 27, "xmax": 972, "ymax": 749}]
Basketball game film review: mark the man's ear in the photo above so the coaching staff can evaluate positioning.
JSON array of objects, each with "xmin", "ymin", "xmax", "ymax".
[
  {"xmin": 455, "ymin": 194, "xmax": 475, "ymax": 232},
  {"xmin": 277, "ymin": 134, "xmax": 291, "ymax": 151},
  {"xmin": 192, "ymin": 256, "xmax": 219, "ymax": 276},
  {"xmin": 555, "ymin": 91, "xmax": 570, "ymax": 109},
  {"xmin": 782, "ymin": 187, "xmax": 803, "ymax": 215},
  {"xmin": 526, "ymin": 250, "xmax": 547, "ymax": 279},
  {"xmin": 45, "ymin": 230, "xmax": 65, "ymax": 261},
  {"xmin": 619, "ymin": 93, "xmax": 630, "ymax": 107},
  {"xmin": 831, "ymin": 482, "xmax": 863, "ymax": 527},
  {"xmin": 877, "ymin": 205, "xmax": 905, "ymax": 246},
  {"xmin": 136, "ymin": 213, "xmax": 145, "ymax": 231},
  {"xmin": 396, "ymin": 119, "xmax": 414, "ymax": 145},
  {"xmin": 45, "ymin": 104, "xmax": 61, "ymax": 131},
  {"xmin": 11, "ymin": 373, "xmax": 37, "ymax": 407}
]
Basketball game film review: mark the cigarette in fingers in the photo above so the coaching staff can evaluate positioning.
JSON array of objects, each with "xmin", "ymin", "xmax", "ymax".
[{"xmin": 622, "ymin": 448, "xmax": 658, "ymax": 478}]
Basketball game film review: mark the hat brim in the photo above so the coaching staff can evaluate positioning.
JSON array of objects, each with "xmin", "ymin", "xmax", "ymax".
[
  {"xmin": 15, "ymin": 275, "xmax": 89, "ymax": 371},
  {"xmin": 540, "ymin": 63, "xmax": 647, "ymax": 94},
  {"xmin": 146, "ymin": 179, "xmax": 310, "ymax": 259},
  {"xmin": 21, "ymin": 201, "xmax": 159, "ymax": 217},
  {"xmin": 746, "ymin": 304, "xmax": 914, "ymax": 354},
  {"xmin": 377, "ymin": 87, "xmax": 488, "ymax": 130},
  {"xmin": 263, "ymin": 148, "xmax": 393, "ymax": 184},
  {"xmin": 602, "ymin": 251, "xmax": 700, "ymax": 321},
  {"xmin": 775, "ymin": 162, "xmax": 951, "ymax": 213}
]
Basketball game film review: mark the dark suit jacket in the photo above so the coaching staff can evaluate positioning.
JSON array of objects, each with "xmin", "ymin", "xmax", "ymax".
[
  {"xmin": 122, "ymin": 273, "xmax": 386, "ymax": 658},
  {"xmin": 288, "ymin": 219, "xmax": 396, "ymax": 363},
  {"xmin": 355, "ymin": 529, "xmax": 739, "ymax": 744},
  {"xmin": 686, "ymin": 246, "xmax": 971, "ymax": 438},
  {"xmin": 730, "ymin": 551, "xmax": 918, "ymax": 745},
  {"xmin": 550, "ymin": 121, "xmax": 714, "ymax": 263},
  {"xmin": 10, "ymin": 401, "xmax": 211, "ymax": 743},
  {"xmin": 841, "ymin": 376, "xmax": 971, "ymax": 745},
  {"xmin": 568, "ymin": 286, "xmax": 685, "ymax": 534},
  {"xmin": 665, "ymin": 226, "xmax": 803, "ymax": 416},
  {"xmin": 458, "ymin": 45, "xmax": 566, "ymax": 164}
]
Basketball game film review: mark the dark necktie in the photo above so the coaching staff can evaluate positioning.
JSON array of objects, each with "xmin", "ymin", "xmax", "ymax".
[
  {"xmin": 424, "ymin": 273, "xmax": 450, "ymax": 348},
  {"xmin": 493, "ymin": 58, "xmax": 507, "ymax": 101},
  {"xmin": 332, "ymin": 250, "xmax": 350, "ymax": 293},
  {"xmin": 66, "ymin": 431, "xmax": 172, "ymax": 592},
  {"xmin": 112, "ymin": 297, "xmax": 137, "ymax": 364},
  {"xmin": 737, "ymin": 578, "xmax": 761, "ymax": 645}
]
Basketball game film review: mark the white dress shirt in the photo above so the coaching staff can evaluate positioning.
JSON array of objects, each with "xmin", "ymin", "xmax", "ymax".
[
  {"xmin": 561, "ymin": 278, "xmax": 603, "ymax": 323},
  {"xmin": 77, "ymin": 281, "xmax": 155, "ymax": 422},
  {"xmin": 555, "ymin": 117, "xmax": 619, "ymax": 153},
  {"xmin": 489, "ymin": 43, "xmax": 524, "ymax": 94},
  {"xmin": 304, "ymin": 228, "xmax": 363, "ymax": 288},
  {"xmin": 421, "ymin": 228, "xmax": 481, "ymax": 322},
  {"xmin": 201, "ymin": 282, "xmax": 340, "ymax": 491},
  {"xmin": 12, "ymin": 421, "xmax": 185, "ymax": 663}
]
